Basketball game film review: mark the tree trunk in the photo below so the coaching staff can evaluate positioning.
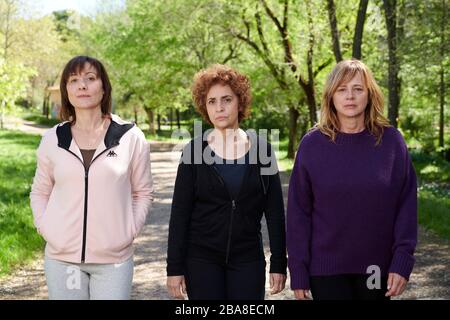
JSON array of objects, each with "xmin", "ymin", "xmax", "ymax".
[
  {"xmin": 42, "ymin": 87, "xmax": 51, "ymax": 119},
  {"xmin": 170, "ymin": 108, "xmax": 173, "ymax": 131},
  {"xmin": 383, "ymin": 0, "xmax": 401, "ymax": 128},
  {"xmin": 0, "ymin": 100, "xmax": 5, "ymax": 130},
  {"xmin": 326, "ymin": 0, "xmax": 343, "ymax": 62},
  {"xmin": 2, "ymin": 0, "xmax": 14, "ymax": 60},
  {"xmin": 157, "ymin": 114, "xmax": 162, "ymax": 133},
  {"xmin": 42, "ymin": 95, "xmax": 48, "ymax": 118},
  {"xmin": 306, "ymin": 1, "xmax": 318, "ymax": 125},
  {"xmin": 176, "ymin": 109, "xmax": 181, "ymax": 129},
  {"xmin": 352, "ymin": 0, "xmax": 369, "ymax": 59},
  {"xmin": 144, "ymin": 107, "xmax": 156, "ymax": 135},
  {"xmin": 303, "ymin": 85, "xmax": 317, "ymax": 125},
  {"xmin": 438, "ymin": 0, "xmax": 446, "ymax": 149},
  {"xmin": 287, "ymin": 106, "xmax": 299, "ymax": 159},
  {"xmin": 133, "ymin": 105, "xmax": 138, "ymax": 126}
]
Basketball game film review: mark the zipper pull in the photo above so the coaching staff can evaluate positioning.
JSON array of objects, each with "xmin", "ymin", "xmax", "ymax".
[{"xmin": 232, "ymin": 200, "xmax": 236, "ymax": 211}]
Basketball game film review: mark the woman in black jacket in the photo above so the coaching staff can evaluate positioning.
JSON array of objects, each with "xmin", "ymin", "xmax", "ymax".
[{"xmin": 166, "ymin": 64, "xmax": 287, "ymax": 300}]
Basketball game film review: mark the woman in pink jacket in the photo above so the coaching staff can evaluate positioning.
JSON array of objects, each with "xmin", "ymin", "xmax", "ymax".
[{"xmin": 30, "ymin": 56, "xmax": 153, "ymax": 300}]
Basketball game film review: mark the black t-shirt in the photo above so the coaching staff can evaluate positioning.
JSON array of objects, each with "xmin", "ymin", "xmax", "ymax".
[{"xmin": 213, "ymin": 151, "xmax": 250, "ymax": 200}]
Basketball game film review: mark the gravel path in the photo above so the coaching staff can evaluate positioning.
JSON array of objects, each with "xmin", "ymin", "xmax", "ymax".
[
  {"xmin": 2, "ymin": 115, "xmax": 52, "ymax": 136},
  {"xmin": 0, "ymin": 135, "xmax": 448, "ymax": 300}
]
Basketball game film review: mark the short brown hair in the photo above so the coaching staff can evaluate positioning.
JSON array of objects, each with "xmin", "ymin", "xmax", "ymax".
[
  {"xmin": 60, "ymin": 56, "xmax": 112, "ymax": 123},
  {"xmin": 191, "ymin": 64, "xmax": 252, "ymax": 125}
]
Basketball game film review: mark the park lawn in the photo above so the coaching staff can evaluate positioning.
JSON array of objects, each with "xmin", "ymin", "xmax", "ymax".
[
  {"xmin": 412, "ymin": 151, "xmax": 450, "ymax": 239},
  {"xmin": 0, "ymin": 130, "xmax": 44, "ymax": 277},
  {"xmin": 418, "ymin": 190, "xmax": 450, "ymax": 239}
]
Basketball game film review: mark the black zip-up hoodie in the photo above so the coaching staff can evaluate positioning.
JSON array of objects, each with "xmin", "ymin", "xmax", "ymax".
[{"xmin": 167, "ymin": 133, "xmax": 287, "ymax": 276}]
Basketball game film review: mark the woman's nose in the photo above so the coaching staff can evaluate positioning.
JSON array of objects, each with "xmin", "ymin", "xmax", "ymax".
[
  {"xmin": 345, "ymin": 90, "xmax": 354, "ymax": 99},
  {"xmin": 216, "ymin": 102, "xmax": 225, "ymax": 111},
  {"xmin": 78, "ymin": 79, "xmax": 87, "ymax": 90}
]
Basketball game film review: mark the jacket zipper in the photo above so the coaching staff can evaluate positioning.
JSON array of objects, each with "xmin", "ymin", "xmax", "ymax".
[
  {"xmin": 62, "ymin": 145, "xmax": 118, "ymax": 263},
  {"xmin": 210, "ymin": 165, "xmax": 235, "ymax": 264},
  {"xmin": 81, "ymin": 168, "xmax": 88, "ymax": 263}
]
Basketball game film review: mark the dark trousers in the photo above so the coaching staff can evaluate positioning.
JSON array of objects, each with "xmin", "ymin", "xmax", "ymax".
[
  {"xmin": 185, "ymin": 258, "xmax": 266, "ymax": 300},
  {"xmin": 310, "ymin": 274, "xmax": 390, "ymax": 300}
]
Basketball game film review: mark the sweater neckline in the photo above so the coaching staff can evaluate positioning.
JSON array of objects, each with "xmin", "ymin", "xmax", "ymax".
[{"xmin": 335, "ymin": 127, "xmax": 371, "ymax": 144}]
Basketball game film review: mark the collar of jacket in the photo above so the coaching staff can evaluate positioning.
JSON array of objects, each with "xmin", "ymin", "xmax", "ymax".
[{"xmin": 56, "ymin": 118, "xmax": 134, "ymax": 153}]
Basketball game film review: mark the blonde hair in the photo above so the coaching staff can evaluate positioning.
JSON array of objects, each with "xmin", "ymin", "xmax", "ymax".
[{"xmin": 318, "ymin": 59, "xmax": 390, "ymax": 145}]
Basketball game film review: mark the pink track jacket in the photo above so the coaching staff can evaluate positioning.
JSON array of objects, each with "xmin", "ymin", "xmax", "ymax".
[{"xmin": 30, "ymin": 114, "xmax": 153, "ymax": 264}]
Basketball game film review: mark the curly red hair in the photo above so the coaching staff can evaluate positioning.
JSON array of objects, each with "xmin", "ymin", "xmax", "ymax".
[{"xmin": 191, "ymin": 64, "xmax": 252, "ymax": 125}]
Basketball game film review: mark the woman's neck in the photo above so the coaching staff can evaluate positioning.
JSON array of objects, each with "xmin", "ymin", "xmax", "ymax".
[
  {"xmin": 208, "ymin": 127, "xmax": 249, "ymax": 160},
  {"xmin": 338, "ymin": 116, "xmax": 365, "ymax": 133},
  {"xmin": 73, "ymin": 108, "xmax": 106, "ymax": 132}
]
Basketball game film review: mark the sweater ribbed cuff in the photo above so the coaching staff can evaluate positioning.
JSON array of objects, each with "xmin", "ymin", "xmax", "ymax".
[
  {"xmin": 289, "ymin": 264, "xmax": 310, "ymax": 290},
  {"xmin": 388, "ymin": 251, "xmax": 415, "ymax": 280}
]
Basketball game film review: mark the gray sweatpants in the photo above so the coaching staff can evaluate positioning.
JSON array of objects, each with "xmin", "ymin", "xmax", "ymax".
[{"xmin": 44, "ymin": 255, "xmax": 134, "ymax": 300}]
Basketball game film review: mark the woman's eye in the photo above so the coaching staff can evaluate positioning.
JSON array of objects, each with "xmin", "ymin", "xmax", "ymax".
[
  {"xmin": 225, "ymin": 98, "xmax": 232, "ymax": 103},
  {"xmin": 69, "ymin": 78, "xmax": 78, "ymax": 83},
  {"xmin": 88, "ymin": 77, "xmax": 96, "ymax": 81}
]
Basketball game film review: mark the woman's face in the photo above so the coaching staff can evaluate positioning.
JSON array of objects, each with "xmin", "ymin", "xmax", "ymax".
[
  {"xmin": 332, "ymin": 72, "xmax": 368, "ymax": 122},
  {"xmin": 66, "ymin": 63, "xmax": 104, "ymax": 111},
  {"xmin": 206, "ymin": 83, "xmax": 239, "ymax": 130}
]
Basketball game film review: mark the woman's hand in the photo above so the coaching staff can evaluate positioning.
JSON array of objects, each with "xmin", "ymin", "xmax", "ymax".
[
  {"xmin": 269, "ymin": 273, "xmax": 287, "ymax": 295},
  {"xmin": 293, "ymin": 289, "xmax": 312, "ymax": 300},
  {"xmin": 385, "ymin": 273, "xmax": 408, "ymax": 297},
  {"xmin": 167, "ymin": 275, "xmax": 187, "ymax": 300}
]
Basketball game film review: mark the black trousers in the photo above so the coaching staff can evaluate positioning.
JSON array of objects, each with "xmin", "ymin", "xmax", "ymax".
[
  {"xmin": 185, "ymin": 258, "xmax": 266, "ymax": 300},
  {"xmin": 310, "ymin": 274, "xmax": 390, "ymax": 300}
]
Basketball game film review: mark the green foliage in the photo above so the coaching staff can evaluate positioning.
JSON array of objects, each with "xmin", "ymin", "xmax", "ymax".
[{"xmin": 0, "ymin": 59, "xmax": 36, "ymax": 112}]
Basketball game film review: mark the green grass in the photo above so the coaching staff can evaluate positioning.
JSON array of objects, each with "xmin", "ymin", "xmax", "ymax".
[
  {"xmin": 275, "ymin": 138, "xmax": 295, "ymax": 174},
  {"xmin": 144, "ymin": 127, "xmax": 196, "ymax": 144},
  {"xmin": 22, "ymin": 114, "xmax": 60, "ymax": 127},
  {"xmin": 0, "ymin": 130, "xmax": 45, "ymax": 277},
  {"xmin": 418, "ymin": 190, "xmax": 450, "ymax": 239},
  {"xmin": 412, "ymin": 150, "xmax": 450, "ymax": 239}
]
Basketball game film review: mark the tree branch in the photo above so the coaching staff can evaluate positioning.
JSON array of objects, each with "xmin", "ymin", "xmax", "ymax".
[
  {"xmin": 222, "ymin": 43, "xmax": 239, "ymax": 64},
  {"xmin": 352, "ymin": 0, "xmax": 369, "ymax": 59},
  {"xmin": 314, "ymin": 57, "xmax": 333, "ymax": 78},
  {"xmin": 255, "ymin": 10, "xmax": 271, "ymax": 58},
  {"xmin": 327, "ymin": 0, "xmax": 343, "ymax": 62},
  {"xmin": 259, "ymin": 0, "xmax": 284, "ymax": 35}
]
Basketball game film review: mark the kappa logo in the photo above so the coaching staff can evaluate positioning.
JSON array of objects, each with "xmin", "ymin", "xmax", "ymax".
[{"xmin": 107, "ymin": 150, "xmax": 118, "ymax": 157}]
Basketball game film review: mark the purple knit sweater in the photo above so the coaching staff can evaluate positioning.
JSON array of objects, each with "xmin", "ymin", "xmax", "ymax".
[{"xmin": 287, "ymin": 126, "xmax": 417, "ymax": 290}]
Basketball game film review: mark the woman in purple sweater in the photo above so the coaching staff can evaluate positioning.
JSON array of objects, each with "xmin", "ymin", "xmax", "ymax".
[{"xmin": 287, "ymin": 59, "xmax": 417, "ymax": 300}]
